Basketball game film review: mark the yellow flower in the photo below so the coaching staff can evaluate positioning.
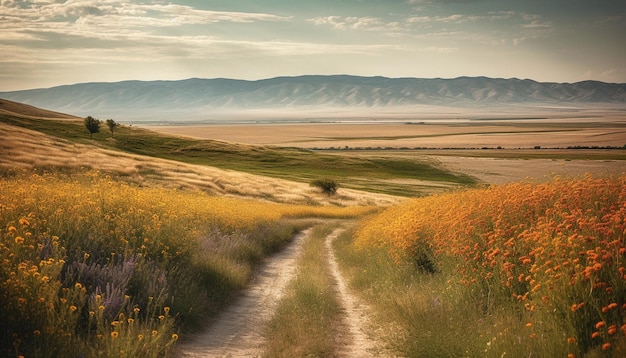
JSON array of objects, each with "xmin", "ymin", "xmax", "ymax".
[
  {"xmin": 111, "ymin": 331, "xmax": 119, "ymax": 338},
  {"xmin": 151, "ymin": 330, "xmax": 158, "ymax": 336},
  {"xmin": 137, "ymin": 334, "xmax": 144, "ymax": 340},
  {"xmin": 69, "ymin": 305, "xmax": 77, "ymax": 312},
  {"xmin": 14, "ymin": 236, "xmax": 24, "ymax": 244},
  {"xmin": 164, "ymin": 306, "xmax": 170, "ymax": 314},
  {"xmin": 171, "ymin": 334, "xmax": 179, "ymax": 340}
]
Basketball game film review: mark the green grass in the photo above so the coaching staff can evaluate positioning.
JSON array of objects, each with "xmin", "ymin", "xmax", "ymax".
[
  {"xmin": 264, "ymin": 223, "xmax": 343, "ymax": 357},
  {"xmin": 1, "ymin": 114, "xmax": 477, "ymax": 196}
]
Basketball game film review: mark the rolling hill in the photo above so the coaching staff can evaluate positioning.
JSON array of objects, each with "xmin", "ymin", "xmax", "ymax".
[
  {"xmin": 0, "ymin": 98, "xmax": 478, "ymax": 200},
  {"xmin": 1, "ymin": 76, "xmax": 625, "ymax": 122}
]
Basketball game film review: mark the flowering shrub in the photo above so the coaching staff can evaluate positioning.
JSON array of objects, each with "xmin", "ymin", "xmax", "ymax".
[{"xmin": 355, "ymin": 174, "xmax": 626, "ymax": 356}]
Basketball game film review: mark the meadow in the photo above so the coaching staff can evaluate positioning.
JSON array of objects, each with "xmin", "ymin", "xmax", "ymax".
[
  {"xmin": 343, "ymin": 174, "xmax": 626, "ymax": 357},
  {"xmin": 0, "ymin": 169, "xmax": 372, "ymax": 357}
]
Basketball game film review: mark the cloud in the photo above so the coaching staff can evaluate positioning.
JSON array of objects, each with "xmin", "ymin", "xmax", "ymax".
[
  {"xmin": 308, "ymin": 16, "xmax": 387, "ymax": 31},
  {"xmin": 1, "ymin": 1, "xmax": 291, "ymax": 30}
]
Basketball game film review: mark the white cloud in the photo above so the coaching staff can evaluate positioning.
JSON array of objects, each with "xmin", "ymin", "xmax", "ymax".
[
  {"xmin": 1, "ymin": 1, "xmax": 291, "ymax": 30},
  {"xmin": 308, "ymin": 16, "xmax": 386, "ymax": 31}
]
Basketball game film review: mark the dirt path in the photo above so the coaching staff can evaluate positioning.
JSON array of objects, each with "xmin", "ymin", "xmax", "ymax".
[
  {"xmin": 326, "ymin": 229, "xmax": 392, "ymax": 357},
  {"xmin": 176, "ymin": 227, "xmax": 389, "ymax": 357},
  {"xmin": 177, "ymin": 229, "xmax": 310, "ymax": 358}
]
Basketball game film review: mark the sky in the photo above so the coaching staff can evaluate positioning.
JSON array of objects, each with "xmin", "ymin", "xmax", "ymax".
[{"xmin": 1, "ymin": 0, "xmax": 625, "ymax": 91}]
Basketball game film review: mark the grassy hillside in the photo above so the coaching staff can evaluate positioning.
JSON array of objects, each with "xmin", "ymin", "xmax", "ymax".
[{"xmin": 0, "ymin": 99, "xmax": 475, "ymax": 197}]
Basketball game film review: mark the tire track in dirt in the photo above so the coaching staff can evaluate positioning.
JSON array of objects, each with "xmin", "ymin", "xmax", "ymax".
[
  {"xmin": 176, "ymin": 229, "xmax": 310, "ymax": 358},
  {"xmin": 326, "ymin": 228, "xmax": 392, "ymax": 357}
]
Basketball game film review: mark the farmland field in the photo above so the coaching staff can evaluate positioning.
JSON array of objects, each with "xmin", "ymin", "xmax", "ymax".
[{"xmin": 148, "ymin": 111, "xmax": 626, "ymax": 185}]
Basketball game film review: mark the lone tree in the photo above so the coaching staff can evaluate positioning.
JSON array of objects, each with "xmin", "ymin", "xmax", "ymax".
[
  {"xmin": 84, "ymin": 116, "xmax": 101, "ymax": 139},
  {"xmin": 106, "ymin": 119, "xmax": 117, "ymax": 138},
  {"xmin": 310, "ymin": 178, "xmax": 338, "ymax": 196}
]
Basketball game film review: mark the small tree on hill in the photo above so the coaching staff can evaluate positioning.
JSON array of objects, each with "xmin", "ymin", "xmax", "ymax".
[
  {"xmin": 84, "ymin": 116, "xmax": 100, "ymax": 140},
  {"xmin": 106, "ymin": 119, "xmax": 117, "ymax": 138},
  {"xmin": 311, "ymin": 178, "xmax": 338, "ymax": 196}
]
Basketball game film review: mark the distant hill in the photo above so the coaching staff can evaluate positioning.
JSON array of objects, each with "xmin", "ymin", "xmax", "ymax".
[{"xmin": 1, "ymin": 76, "xmax": 625, "ymax": 122}]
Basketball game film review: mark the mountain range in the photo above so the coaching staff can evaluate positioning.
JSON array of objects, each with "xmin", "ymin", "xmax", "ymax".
[{"xmin": 1, "ymin": 75, "xmax": 625, "ymax": 122}]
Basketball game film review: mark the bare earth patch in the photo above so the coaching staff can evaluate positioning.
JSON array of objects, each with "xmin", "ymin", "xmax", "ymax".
[
  {"xmin": 433, "ymin": 156, "xmax": 626, "ymax": 185},
  {"xmin": 146, "ymin": 115, "xmax": 626, "ymax": 149}
]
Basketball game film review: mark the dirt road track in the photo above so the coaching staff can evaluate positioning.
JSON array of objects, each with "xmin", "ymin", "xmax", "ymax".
[
  {"xmin": 177, "ymin": 230, "xmax": 309, "ymax": 357},
  {"xmin": 326, "ymin": 229, "xmax": 392, "ymax": 357},
  {"xmin": 176, "ymin": 227, "xmax": 391, "ymax": 357}
]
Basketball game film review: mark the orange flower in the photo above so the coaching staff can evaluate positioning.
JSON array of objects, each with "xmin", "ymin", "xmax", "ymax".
[
  {"xmin": 591, "ymin": 332, "xmax": 600, "ymax": 339},
  {"xmin": 595, "ymin": 321, "xmax": 606, "ymax": 329},
  {"xmin": 608, "ymin": 325, "xmax": 617, "ymax": 335},
  {"xmin": 567, "ymin": 337, "xmax": 576, "ymax": 344},
  {"xmin": 601, "ymin": 342, "xmax": 611, "ymax": 350}
]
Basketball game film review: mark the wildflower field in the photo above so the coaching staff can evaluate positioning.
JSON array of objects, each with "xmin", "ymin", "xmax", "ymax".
[
  {"xmin": 0, "ymin": 169, "xmax": 372, "ymax": 358},
  {"xmin": 354, "ymin": 174, "xmax": 626, "ymax": 357}
]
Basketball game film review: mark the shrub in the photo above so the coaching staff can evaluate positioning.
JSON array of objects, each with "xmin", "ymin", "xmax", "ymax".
[{"xmin": 310, "ymin": 179, "xmax": 338, "ymax": 196}]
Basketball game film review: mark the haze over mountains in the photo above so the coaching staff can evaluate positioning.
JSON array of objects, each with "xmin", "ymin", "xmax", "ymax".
[{"xmin": 1, "ymin": 75, "xmax": 625, "ymax": 123}]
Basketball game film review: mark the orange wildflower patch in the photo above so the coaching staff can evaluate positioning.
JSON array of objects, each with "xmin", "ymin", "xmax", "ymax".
[{"xmin": 355, "ymin": 174, "xmax": 626, "ymax": 355}]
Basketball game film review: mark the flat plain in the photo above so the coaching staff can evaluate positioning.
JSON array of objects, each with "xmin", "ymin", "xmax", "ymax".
[{"xmin": 148, "ymin": 110, "xmax": 626, "ymax": 185}]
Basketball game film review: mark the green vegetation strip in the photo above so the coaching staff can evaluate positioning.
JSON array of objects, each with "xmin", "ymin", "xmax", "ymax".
[{"xmin": 264, "ymin": 223, "xmax": 343, "ymax": 357}]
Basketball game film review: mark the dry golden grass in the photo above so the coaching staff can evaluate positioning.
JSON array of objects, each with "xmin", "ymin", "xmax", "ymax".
[
  {"xmin": 0, "ymin": 98, "xmax": 79, "ymax": 120},
  {"xmin": 0, "ymin": 122, "xmax": 400, "ymax": 206}
]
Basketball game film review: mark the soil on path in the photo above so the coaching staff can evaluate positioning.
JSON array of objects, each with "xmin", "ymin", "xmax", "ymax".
[
  {"xmin": 176, "ymin": 227, "xmax": 390, "ymax": 358},
  {"xmin": 326, "ymin": 229, "xmax": 394, "ymax": 358},
  {"xmin": 176, "ymin": 229, "xmax": 310, "ymax": 358}
]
